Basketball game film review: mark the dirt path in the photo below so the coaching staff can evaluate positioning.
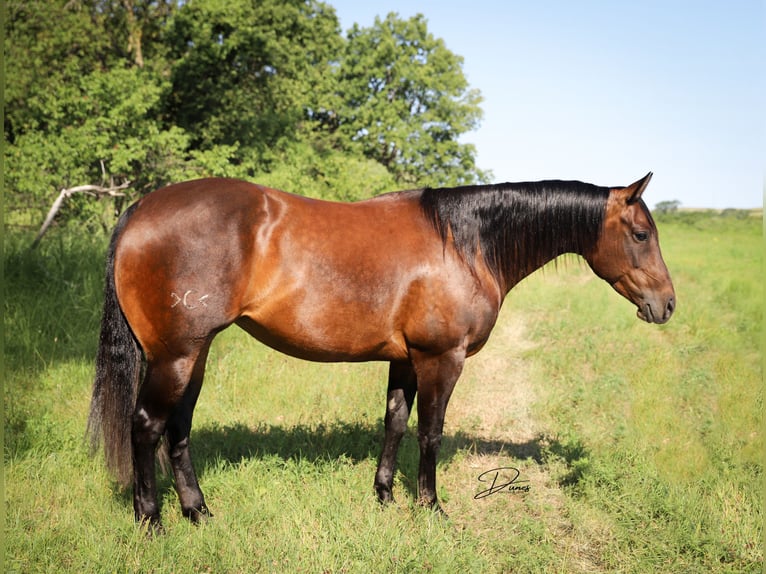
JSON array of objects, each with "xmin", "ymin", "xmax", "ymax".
[
  {"xmin": 447, "ymin": 309, "xmax": 540, "ymax": 445},
  {"xmin": 442, "ymin": 307, "xmax": 605, "ymax": 573}
]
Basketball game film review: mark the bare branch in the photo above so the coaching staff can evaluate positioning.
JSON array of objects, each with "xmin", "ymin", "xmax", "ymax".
[{"xmin": 31, "ymin": 181, "xmax": 131, "ymax": 249}]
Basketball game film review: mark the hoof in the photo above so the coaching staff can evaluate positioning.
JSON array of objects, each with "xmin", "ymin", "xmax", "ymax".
[
  {"xmin": 137, "ymin": 514, "xmax": 164, "ymax": 537},
  {"xmin": 375, "ymin": 488, "xmax": 394, "ymax": 506},
  {"xmin": 184, "ymin": 505, "xmax": 214, "ymax": 524},
  {"xmin": 417, "ymin": 498, "xmax": 449, "ymax": 519}
]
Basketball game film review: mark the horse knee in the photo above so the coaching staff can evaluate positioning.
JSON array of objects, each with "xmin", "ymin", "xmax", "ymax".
[
  {"xmin": 132, "ymin": 406, "xmax": 165, "ymax": 446},
  {"xmin": 168, "ymin": 436, "xmax": 190, "ymax": 459},
  {"xmin": 417, "ymin": 430, "xmax": 442, "ymax": 454},
  {"xmin": 386, "ymin": 394, "xmax": 412, "ymax": 430}
]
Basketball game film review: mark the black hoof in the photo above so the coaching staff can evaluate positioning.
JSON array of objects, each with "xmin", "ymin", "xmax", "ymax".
[
  {"xmin": 375, "ymin": 486, "xmax": 395, "ymax": 506},
  {"xmin": 137, "ymin": 514, "xmax": 164, "ymax": 537},
  {"xmin": 417, "ymin": 498, "xmax": 449, "ymax": 519},
  {"xmin": 184, "ymin": 505, "xmax": 214, "ymax": 524}
]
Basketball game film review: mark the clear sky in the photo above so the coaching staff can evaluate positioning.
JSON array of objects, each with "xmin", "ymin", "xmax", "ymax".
[{"xmin": 330, "ymin": 1, "xmax": 763, "ymax": 209}]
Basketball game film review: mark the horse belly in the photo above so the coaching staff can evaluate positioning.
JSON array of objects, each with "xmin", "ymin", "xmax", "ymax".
[
  {"xmin": 237, "ymin": 258, "xmax": 410, "ymax": 361},
  {"xmin": 235, "ymin": 307, "xmax": 408, "ymax": 363}
]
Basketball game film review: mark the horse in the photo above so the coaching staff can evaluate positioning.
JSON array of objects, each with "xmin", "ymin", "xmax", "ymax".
[{"xmin": 87, "ymin": 172, "xmax": 675, "ymax": 530}]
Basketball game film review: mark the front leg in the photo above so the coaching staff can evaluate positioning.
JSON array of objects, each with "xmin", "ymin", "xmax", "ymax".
[
  {"xmin": 374, "ymin": 362, "xmax": 417, "ymax": 503},
  {"xmin": 411, "ymin": 348, "xmax": 465, "ymax": 510}
]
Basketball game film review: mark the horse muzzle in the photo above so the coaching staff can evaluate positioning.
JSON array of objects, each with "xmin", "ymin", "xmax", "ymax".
[{"xmin": 636, "ymin": 295, "xmax": 675, "ymax": 324}]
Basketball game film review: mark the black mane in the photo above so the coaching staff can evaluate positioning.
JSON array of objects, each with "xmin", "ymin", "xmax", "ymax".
[{"xmin": 419, "ymin": 180, "xmax": 610, "ymax": 285}]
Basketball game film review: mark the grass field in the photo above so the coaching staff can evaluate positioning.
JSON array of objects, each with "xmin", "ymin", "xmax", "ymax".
[{"xmin": 4, "ymin": 210, "xmax": 762, "ymax": 573}]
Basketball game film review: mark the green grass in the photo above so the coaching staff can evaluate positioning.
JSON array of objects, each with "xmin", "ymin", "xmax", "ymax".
[
  {"xmin": 4, "ymin": 212, "xmax": 762, "ymax": 573},
  {"xmin": 507, "ymin": 212, "xmax": 762, "ymax": 571}
]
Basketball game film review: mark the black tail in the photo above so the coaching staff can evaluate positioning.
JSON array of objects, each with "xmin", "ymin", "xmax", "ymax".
[{"xmin": 86, "ymin": 203, "xmax": 142, "ymax": 487}]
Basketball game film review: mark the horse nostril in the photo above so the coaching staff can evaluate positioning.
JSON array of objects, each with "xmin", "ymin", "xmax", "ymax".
[{"xmin": 666, "ymin": 297, "xmax": 676, "ymax": 317}]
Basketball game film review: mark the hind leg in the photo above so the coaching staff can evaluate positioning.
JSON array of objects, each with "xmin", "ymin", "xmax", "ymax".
[
  {"xmin": 165, "ymin": 344, "xmax": 212, "ymax": 523},
  {"xmin": 132, "ymin": 354, "xmax": 200, "ymax": 529}
]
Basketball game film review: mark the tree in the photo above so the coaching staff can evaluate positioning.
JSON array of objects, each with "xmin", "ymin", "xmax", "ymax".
[
  {"xmin": 4, "ymin": 0, "xmax": 234, "ymax": 226},
  {"xmin": 4, "ymin": 0, "xmax": 176, "ymax": 141},
  {"xmin": 654, "ymin": 200, "xmax": 681, "ymax": 214},
  {"xmin": 5, "ymin": 2, "xmax": 489, "ymax": 234},
  {"xmin": 163, "ymin": 0, "xmax": 342, "ymax": 165},
  {"xmin": 5, "ymin": 0, "xmax": 113, "ymax": 141},
  {"xmin": 318, "ymin": 13, "xmax": 488, "ymax": 187}
]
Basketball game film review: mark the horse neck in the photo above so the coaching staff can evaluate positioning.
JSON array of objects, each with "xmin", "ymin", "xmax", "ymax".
[
  {"xmin": 498, "ymin": 240, "xmax": 572, "ymax": 292},
  {"xmin": 419, "ymin": 182, "xmax": 608, "ymax": 294},
  {"xmin": 470, "ymin": 184, "xmax": 608, "ymax": 293}
]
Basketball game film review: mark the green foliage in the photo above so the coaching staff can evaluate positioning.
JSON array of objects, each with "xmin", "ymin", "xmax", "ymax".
[
  {"xmin": 6, "ymin": 1, "xmax": 202, "ymax": 223},
  {"xmin": 163, "ymin": 0, "xmax": 342, "ymax": 159},
  {"xmin": 5, "ymin": 0, "xmax": 114, "ymax": 137},
  {"xmin": 5, "ymin": 0, "xmax": 487, "ymax": 230},
  {"xmin": 258, "ymin": 142, "xmax": 396, "ymax": 202},
  {"xmin": 319, "ymin": 13, "xmax": 488, "ymax": 187},
  {"xmin": 8, "ymin": 66, "xmax": 188, "ymax": 187},
  {"xmin": 654, "ymin": 199, "xmax": 681, "ymax": 214}
]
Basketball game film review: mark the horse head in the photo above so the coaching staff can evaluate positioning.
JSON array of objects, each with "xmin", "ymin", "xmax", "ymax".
[{"xmin": 585, "ymin": 173, "xmax": 676, "ymax": 324}]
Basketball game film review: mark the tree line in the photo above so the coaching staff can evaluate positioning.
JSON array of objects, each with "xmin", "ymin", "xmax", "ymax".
[{"xmin": 5, "ymin": 0, "xmax": 488, "ymax": 230}]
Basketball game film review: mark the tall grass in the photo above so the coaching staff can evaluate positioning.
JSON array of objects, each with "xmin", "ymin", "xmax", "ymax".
[{"xmin": 4, "ymin": 211, "xmax": 762, "ymax": 573}]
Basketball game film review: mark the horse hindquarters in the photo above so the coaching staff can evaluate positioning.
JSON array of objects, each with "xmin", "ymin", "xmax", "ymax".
[
  {"xmin": 122, "ymin": 275, "xmax": 229, "ymax": 527},
  {"xmin": 85, "ymin": 203, "xmax": 212, "ymax": 528},
  {"xmin": 110, "ymin": 184, "xmax": 265, "ymax": 527}
]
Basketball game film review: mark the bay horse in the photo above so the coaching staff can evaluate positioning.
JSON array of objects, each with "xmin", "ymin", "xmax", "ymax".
[{"xmin": 87, "ymin": 173, "xmax": 675, "ymax": 529}]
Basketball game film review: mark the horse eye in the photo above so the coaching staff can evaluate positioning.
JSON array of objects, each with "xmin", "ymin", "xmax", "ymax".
[{"xmin": 633, "ymin": 231, "xmax": 649, "ymax": 242}]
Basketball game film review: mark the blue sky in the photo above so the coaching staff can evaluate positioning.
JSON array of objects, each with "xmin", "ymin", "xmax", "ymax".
[{"xmin": 330, "ymin": 1, "xmax": 763, "ymax": 209}]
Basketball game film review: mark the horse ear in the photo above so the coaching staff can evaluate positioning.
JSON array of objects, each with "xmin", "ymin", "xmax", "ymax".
[{"xmin": 620, "ymin": 172, "xmax": 653, "ymax": 204}]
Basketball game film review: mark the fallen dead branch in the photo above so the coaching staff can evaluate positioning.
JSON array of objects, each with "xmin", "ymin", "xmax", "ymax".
[{"xmin": 31, "ymin": 181, "xmax": 131, "ymax": 249}]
